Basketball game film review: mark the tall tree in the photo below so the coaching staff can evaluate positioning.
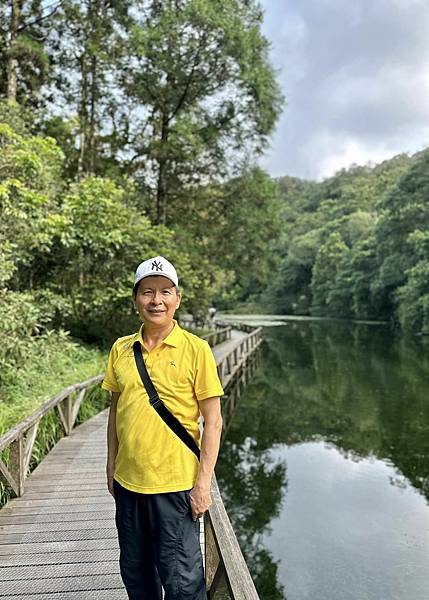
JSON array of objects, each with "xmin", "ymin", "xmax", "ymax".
[
  {"xmin": 0, "ymin": 0, "xmax": 60, "ymax": 105},
  {"xmin": 46, "ymin": 0, "xmax": 130, "ymax": 177},
  {"xmin": 119, "ymin": 0, "xmax": 283, "ymax": 224}
]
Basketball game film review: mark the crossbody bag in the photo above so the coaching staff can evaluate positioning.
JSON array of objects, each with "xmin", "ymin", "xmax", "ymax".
[{"xmin": 132, "ymin": 341, "xmax": 200, "ymax": 461}]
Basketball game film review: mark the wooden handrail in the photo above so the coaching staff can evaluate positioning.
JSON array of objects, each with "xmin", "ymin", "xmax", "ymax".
[
  {"xmin": 215, "ymin": 320, "xmax": 257, "ymax": 335},
  {"xmin": 205, "ymin": 476, "xmax": 259, "ymax": 599},
  {"xmin": 216, "ymin": 327, "xmax": 262, "ymax": 388},
  {"xmin": 0, "ymin": 375, "xmax": 103, "ymax": 452},
  {"xmin": 203, "ymin": 326, "xmax": 232, "ymax": 347},
  {"xmin": 0, "ymin": 374, "xmax": 103, "ymax": 497},
  {"xmin": 205, "ymin": 327, "xmax": 262, "ymax": 599}
]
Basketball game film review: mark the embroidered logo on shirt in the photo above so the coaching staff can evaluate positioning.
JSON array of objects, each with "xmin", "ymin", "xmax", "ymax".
[{"xmin": 169, "ymin": 361, "xmax": 176, "ymax": 367}]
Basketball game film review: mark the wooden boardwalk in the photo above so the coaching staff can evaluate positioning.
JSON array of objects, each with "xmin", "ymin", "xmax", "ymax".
[{"xmin": 0, "ymin": 331, "xmax": 248, "ymax": 600}]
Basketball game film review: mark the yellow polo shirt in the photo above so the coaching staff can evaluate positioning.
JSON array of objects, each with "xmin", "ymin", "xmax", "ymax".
[{"xmin": 101, "ymin": 321, "xmax": 224, "ymax": 494}]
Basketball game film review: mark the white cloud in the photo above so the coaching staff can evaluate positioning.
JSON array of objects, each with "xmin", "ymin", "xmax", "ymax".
[
  {"xmin": 258, "ymin": 0, "xmax": 429, "ymax": 180},
  {"xmin": 317, "ymin": 139, "xmax": 401, "ymax": 180}
]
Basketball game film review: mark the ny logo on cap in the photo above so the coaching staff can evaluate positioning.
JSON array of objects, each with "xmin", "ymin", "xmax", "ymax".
[{"xmin": 151, "ymin": 260, "xmax": 163, "ymax": 272}]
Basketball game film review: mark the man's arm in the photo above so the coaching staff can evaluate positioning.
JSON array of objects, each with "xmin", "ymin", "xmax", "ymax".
[
  {"xmin": 189, "ymin": 396, "xmax": 223, "ymax": 520},
  {"xmin": 106, "ymin": 391, "xmax": 120, "ymax": 497}
]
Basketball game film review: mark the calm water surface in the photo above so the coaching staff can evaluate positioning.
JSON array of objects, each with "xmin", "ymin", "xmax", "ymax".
[{"xmin": 216, "ymin": 319, "xmax": 429, "ymax": 600}]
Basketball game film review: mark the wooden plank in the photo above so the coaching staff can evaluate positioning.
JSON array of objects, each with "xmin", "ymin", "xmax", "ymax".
[
  {"xmin": 204, "ymin": 515, "xmax": 220, "ymax": 590},
  {"xmin": 0, "ymin": 518, "xmax": 114, "ymax": 534},
  {"xmin": 207, "ymin": 477, "xmax": 259, "ymax": 600},
  {"xmin": 25, "ymin": 477, "xmax": 106, "ymax": 486},
  {"xmin": 9, "ymin": 436, "xmax": 24, "ymax": 496},
  {"xmin": 0, "ymin": 547, "xmax": 119, "ymax": 567},
  {"xmin": 0, "ymin": 537, "xmax": 119, "ymax": 557},
  {"xmin": 0, "ymin": 573, "xmax": 124, "ymax": 595},
  {"xmin": 26, "ymin": 470, "xmax": 106, "ymax": 478},
  {"xmin": 23, "ymin": 483, "xmax": 107, "ymax": 492},
  {"xmin": 17, "ymin": 490, "xmax": 111, "ymax": 500},
  {"xmin": 2, "ymin": 496, "xmax": 113, "ymax": 508},
  {"xmin": 0, "ymin": 526, "xmax": 117, "ymax": 545},
  {"xmin": 1, "ymin": 560, "xmax": 120, "ymax": 582},
  {"xmin": 0, "ymin": 510, "xmax": 114, "ymax": 525},
  {"xmin": 23, "ymin": 422, "xmax": 39, "ymax": 475},
  {"xmin": 0, "ymin": 502, "xmax": 113, "ymax": 517},
  {"xmin": 7, "ymin": 590, "xmax": 127, "ymax": 600}
]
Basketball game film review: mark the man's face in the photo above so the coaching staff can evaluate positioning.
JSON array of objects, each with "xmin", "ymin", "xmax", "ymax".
[{"xmin": 134, "ymin": 275, "xmax": 181, "ymax": 327}]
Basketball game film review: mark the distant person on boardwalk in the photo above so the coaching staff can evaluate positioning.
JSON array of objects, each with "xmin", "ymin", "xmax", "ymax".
[
  {"xmin": 208, "ymin": 306, "xmax": 217, "ymax": 325},
  {"xmin": 101, "ymin": 256, "xmax": 224, "ymax": 600}
]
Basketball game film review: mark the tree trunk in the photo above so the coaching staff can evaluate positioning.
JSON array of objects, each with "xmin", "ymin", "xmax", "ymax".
[
  {"xmin": 156, "ymin": 111, "xmax": 170, "ymax": 225},
  {"xmin": 88, "ymin": 0, "xmax": 101, "ymax": 174},
  {"xmin": 77, "ymin": 53, "xmax": 89, "ymax": 180},
  {"xmin": 89, "ymin": 52, "xmax": 97, "ymax": 174},
  {"xmin": 7, "ymin": 0, "xmax": 20, "ymax": 102}
]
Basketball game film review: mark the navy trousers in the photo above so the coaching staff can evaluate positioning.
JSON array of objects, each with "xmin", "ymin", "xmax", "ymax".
[{"xmin": 113, "ymin": 479, "xmax": 207, "ymax": 600}]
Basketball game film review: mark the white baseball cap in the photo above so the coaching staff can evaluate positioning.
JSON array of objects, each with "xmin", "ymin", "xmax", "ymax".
[{"xmin": 133, "ymin": 256, "xmax": 179, "ymax": 292}]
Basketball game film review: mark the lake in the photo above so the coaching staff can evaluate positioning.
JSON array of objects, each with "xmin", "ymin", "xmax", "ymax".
[{"xmin": 216, "ymin": 317, "xmax": 429, "ymax": 600}]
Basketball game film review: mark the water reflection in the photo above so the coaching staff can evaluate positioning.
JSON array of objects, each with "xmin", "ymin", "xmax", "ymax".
[{"xmin": 217, "ymin": 322, "xmax": 429, "ymax": 600}]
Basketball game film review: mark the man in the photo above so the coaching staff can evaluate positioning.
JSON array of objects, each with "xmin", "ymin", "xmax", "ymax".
[{"xmin": 102, "ymin": 256, "xmax": 224, "ymax": 600}]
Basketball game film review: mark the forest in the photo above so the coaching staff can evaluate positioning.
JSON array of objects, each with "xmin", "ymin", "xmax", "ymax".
[
  {"xmin": 1, "ymin": 0, "xmax": 429, "ymax": 427},
  {"xmin": 272, "ymin": 149, "xmax": 429, "ymax": 334}
]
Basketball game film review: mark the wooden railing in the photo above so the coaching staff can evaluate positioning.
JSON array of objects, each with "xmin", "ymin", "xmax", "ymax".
[
  {"xmin": 203, "ymin": 326, "xmax": 232, "ymax": 348},
  {"xmin": 214, "ymin": 320, "xmax": 258, "ymax": 334},
  {"xmin": 0, "ymin": 375, "xmax": 103, "ymax": 498},
  {"xmin": 205, "ymin": 326, "xmax": 262, "ymax": 599},
  {"xmin": 216, "ymin": 327, "xmax": 262, "ymax": 388},
  {"xmin": 205, "ymin": 477, "xmax": 259, "ymax": 599}
]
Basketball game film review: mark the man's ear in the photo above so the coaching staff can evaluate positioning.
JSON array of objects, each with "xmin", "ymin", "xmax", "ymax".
[{"xmin": 176, "ymin": 293, "xmax": 182, "ymax": 310}]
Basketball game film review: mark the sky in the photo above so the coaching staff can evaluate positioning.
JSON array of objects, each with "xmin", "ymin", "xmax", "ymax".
[{"xmin": 258, "ymin": 0, "xmax": 429, "ymax": 181}]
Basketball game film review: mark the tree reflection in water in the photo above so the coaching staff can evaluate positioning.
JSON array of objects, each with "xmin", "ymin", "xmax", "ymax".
[{"xmin": 217, "ymin": 321, "xmax": 429, "ymax": 599}]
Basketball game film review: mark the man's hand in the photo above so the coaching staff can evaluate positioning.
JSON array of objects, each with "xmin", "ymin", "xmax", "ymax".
[
  {"xmin": 189, "ymin": 484, "xmax": 212, "ymax": 521},
  {"xmin": 106, "ymin": 468, "xmax": 115, "ymax": 498}
]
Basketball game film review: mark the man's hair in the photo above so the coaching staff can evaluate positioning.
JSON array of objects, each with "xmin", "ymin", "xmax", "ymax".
[{"xmin": 133, "ymin": 281, "xmax": 180, "ymax": 300}]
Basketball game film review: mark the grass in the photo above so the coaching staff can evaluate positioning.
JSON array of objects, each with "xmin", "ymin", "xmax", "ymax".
[
  {"xmin": 0, "ymin": 333, "xmax": 107, "ymax": 436},
  {"xmin": 0, "ymin": 333, "xmax": 110, "ymax": 508}
]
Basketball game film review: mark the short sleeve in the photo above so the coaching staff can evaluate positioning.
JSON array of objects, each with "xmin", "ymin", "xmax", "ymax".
[
  {"xmin": 101, "ymin": 341, "xmax": 121, "ymax": 393},
  {"xmin": 194, "ymin": 341, "xmax": 224, "ymax": 401}
]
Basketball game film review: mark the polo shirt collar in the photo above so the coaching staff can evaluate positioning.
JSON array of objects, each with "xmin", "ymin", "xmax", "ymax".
[{"xmin": 136, "ymin": 319, "xmax": 183, "ymax": 348}]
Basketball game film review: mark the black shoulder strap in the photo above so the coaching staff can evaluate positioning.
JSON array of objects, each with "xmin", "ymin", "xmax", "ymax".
[{"xmin": 132, "ymin": 341, "xmax": 200, "ymax": 461}]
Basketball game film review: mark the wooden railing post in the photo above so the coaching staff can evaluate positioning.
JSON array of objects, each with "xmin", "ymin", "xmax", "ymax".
[
  {"xmin": 9, "ymin": 436, "xmax": 24, "ymax": 497},
  {"xmin": 57, "ymin": 395, "xmax": 73, "ymax": 435}
]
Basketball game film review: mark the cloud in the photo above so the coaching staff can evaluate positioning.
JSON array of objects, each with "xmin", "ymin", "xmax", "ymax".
[{"xmin": 258, "ymin": 0, "xmax": 429, "ymax": 180}]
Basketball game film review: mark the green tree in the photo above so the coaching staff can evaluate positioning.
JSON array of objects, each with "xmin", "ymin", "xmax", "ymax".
[
  {"xmin": 0, "ymin": 0, "xmax": 60, "ymax": 105},
  {"xmin": 374, "ymin": 149, "xmax": 429, "ymax": 322},
  {"xmin": 0, "ymin": 118, "xmax": 63, "ymax": 287},
  {"xmin": 120, "ymin": 0, "xmax": 283, "ymax": 224},
  {"xmin": 170, "ymin": 166, "xmax": 283, "ymax": 311},
  {"xmin": 397, "ymin": 231, "xmax": 429, "ymax": 332},
  {"xmin": 311, "ymin": 232, "xmax": 350, "ymax": 315},
  {"xmin": 44, "ymin": 0, "xmax": 131, "ymax": 177}
]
